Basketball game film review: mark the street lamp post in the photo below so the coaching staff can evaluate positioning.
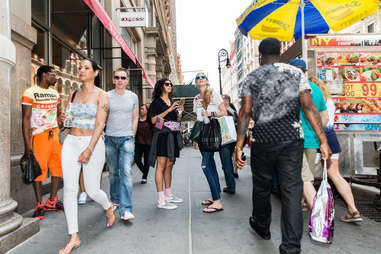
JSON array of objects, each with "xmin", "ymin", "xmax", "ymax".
[{"xmin": 218, "ymin": 48, "xmax": 231, "ymax": 95}]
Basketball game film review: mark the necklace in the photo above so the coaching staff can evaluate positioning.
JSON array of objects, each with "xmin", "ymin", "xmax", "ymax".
[{"xmin": 161, "ymin": 97, "xmax": 171, "ymax": 107}]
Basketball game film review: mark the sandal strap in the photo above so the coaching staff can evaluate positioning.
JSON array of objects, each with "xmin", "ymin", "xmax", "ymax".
[{"xmin": 351, "ymin": 211, "xmax": 360, "ymax": 216}]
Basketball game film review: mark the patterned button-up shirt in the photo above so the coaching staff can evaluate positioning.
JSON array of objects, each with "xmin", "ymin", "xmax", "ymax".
[{"xmin": 240, "ymin": 63, "xmax": 311, "ymax": 143}]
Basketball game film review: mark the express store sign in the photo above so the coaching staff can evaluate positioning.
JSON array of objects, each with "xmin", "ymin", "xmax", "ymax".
[{"xmin": 120, "ymin": 11, "xmax": 146, "ymax": 27}]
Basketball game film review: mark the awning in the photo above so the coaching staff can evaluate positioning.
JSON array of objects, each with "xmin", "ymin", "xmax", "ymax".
[{"xmin": 82, "ymin": 0, "xmax": 154, "ymax": 88}]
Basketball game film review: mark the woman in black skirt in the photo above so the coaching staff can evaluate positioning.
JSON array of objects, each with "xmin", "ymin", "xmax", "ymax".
[{"xmin": 148, "ymin": 78, "xmax": 184, "ymax": 210}]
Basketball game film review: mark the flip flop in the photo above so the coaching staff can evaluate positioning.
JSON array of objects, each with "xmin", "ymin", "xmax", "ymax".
[
  {"xmin": 340, "ymin": 211, "xmax": 363, "ymax": 223},
  {"xmin": 201, "ymin": 199, "xmax": 213, "ymax": 206},
  {"xmin": 203, "ymin": 206, "xmax": 224, "ymax": 213}
]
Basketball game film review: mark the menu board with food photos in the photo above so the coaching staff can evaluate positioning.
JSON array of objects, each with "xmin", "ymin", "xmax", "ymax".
[{"xmin": 316, "ymin": 51, "xmax": 381, "ymax": 130}]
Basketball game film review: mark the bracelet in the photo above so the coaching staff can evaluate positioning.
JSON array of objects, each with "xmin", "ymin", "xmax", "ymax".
[{"xmin": 86, "ymin": 147, "xmax": 93, "ymax": 153}]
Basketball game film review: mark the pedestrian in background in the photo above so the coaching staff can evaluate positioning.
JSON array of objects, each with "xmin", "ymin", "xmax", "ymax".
[
  {"xmin": 193, "ymin": 73, "xmax": 227, "ymax": 213},
  {"xmin": 236, "ymin": 38, "xmax": 330, "ymax": 254},
  {"xmin": 59, "ymin": 59, "xmax": 115, "ymax": 254},
  {"xmin": 135, "ymin": 104, "xmax": 153, "ymax": 184},
  {"xmin": 105, "ymin": 67, "xmax": 139, "ymax": 221},
  {"xmin": 21, "ymin": 65, "xmax": 64, "ymax": 220},
  {"xmin": 289, "ymin": 59, "xmax": 329, "ymax": 211},
  {"xmin": 148, "ymin": 78, "xmax": 184, "ymax": 210},
  {"xmin": 219, "ymin": 94, "xmax": 237, "ymax": 193},
  {"xmin": 311, "ymin": 76, "xmax": 362, "ymax": 223}
]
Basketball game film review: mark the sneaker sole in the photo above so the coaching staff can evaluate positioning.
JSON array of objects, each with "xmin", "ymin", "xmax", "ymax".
[
  {"xmin": 33, "ymin": 216, "xmax": 44, "ymax": 220},
  {"xmin": 166, "ymin": 200, "xmax": 184, "ymax": 203},
  {"xmin": 157, "ymin": 205, "xmax": 177, "ymax": 210}
]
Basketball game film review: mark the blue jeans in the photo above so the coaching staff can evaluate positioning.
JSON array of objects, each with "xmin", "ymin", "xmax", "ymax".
[
  {"xmin": 105, "ymin": 136, "xmax": 134, "ymax": 215},
  {"xmin": 200, "ymin": 151, "xmax": 221, "ymax": 201},
  {"xmin": 219, "ymin": 144, "xmax": 236, "ymax": 190}
]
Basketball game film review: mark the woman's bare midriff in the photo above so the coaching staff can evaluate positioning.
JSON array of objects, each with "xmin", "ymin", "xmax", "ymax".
[{"xmin": 69, "ymin": 128, "xmax": 95, "ymax": 136}]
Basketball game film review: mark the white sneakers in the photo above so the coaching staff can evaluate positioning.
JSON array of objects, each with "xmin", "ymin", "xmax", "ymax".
[
  {"xmin": 166, "ymin": 195, "xmax": 184, "ymax": 204},
  {"xmin": 157, "ymin": 194, "xmax": 184, "ymax": 210},
  {"xmin": 78, "ymin": 192, "xmax": 87, "ymax": 205},
  {"xmin": 157, "ymin": 201, "xmax": 178, "ymax": 210},
  {"xmin": 121, "ymin": 211, "xmax": 135, "ymax": 221}
]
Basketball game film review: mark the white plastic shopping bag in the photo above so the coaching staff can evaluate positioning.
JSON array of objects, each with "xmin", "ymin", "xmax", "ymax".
[
  {"xmin": 309, "ymin": 160, "xmax": 335, "ymax": 244},
  {"xmin": 218, "ymin": 116, "xmax": 237, "ymax": 145}
]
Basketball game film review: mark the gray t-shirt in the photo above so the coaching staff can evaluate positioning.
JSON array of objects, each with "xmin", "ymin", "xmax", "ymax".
[{"xmin": 106, "ymin": 89, "xmax": 139, "ymax": 137}]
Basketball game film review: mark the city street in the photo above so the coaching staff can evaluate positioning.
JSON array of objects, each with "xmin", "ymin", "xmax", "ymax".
[{"xmin": 8, "ymin": 147, "xmax": 381, "ymax": 254}]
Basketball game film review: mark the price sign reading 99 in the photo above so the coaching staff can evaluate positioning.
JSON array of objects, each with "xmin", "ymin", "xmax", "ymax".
[{"xmin": 344, "ymin": 83, "xmax": 381, "ymax": 97}]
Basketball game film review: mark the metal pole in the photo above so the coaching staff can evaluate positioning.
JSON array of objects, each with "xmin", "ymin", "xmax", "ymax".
[
  {"xmin": 300, "ymin": 0, "xmax": 307, "ymax": 67},
  {"xmin": 218, "ymin": 60, "xmax": 222, "ymax": 95}
]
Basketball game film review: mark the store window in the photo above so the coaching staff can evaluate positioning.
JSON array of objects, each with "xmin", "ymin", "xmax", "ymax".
[
  {"xmin": 51, "ymin": 0, "xmax": 90, "ymax": 53},
  {"xmin": 31, "ymin": 24, "xmax": 48, "ymax": 63},
  {"xmin": 368, "ymin": 23, "xmax": 375, "ymax": 33},
  {"xmin": 145, "ymin": 1, "xmax": 152, "ymax": 27},
  {"xmin": 32, "ymin": 0, "xmax": 48, "ymax": 25},
  {"xmin": 31, "ymin": 0, "xmax": 105, "ymax": 93},
  {"xmin": 91, "ymin": 16, "xmax": 103, "ymax": 63},
  {"xmin": 121, "ymin": 28, "xmax": 137, "ymax": 55}
]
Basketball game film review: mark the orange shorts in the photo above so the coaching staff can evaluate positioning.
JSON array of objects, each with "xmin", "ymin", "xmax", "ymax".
[{"xmin": 31, "ymin": 128, "xmax": 63, "ymax": 182}]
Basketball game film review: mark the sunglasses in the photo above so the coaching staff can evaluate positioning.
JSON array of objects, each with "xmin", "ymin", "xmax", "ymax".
[
  {"xmin": 195, "ymin": 75, "xmax": 207, "ymax": 80},
  {"xmin": 164, "ymin": 82, "xmax": 173, "ymax": 87},
  {"xmin": 114, "ymin": 76, "xmax": 127, "ymax": 80}
]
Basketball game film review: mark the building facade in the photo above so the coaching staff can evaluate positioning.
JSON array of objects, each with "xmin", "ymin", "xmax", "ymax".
[
  {"xmin": 221, "ymin": 28, "xmax": 261, "ymax": 109},
  {"xmin": 0, "ymin": 0, "xmax": 179, "ymax": 250}
]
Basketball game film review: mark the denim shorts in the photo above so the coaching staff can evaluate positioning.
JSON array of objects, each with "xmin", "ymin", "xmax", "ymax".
[{"xmin": 324, "ymin": 126, "xmax": 341, "ymax": 154}]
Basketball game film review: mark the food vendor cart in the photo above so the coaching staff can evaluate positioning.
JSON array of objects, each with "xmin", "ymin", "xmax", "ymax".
[{"xmin": 305, "ymin": 34, "xmax": 381, "ymax": 204}]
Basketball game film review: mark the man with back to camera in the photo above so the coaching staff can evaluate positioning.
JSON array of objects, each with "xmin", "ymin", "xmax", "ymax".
[
  {"xmin": 105, "ymin": 67, "xmax": 139, "ymax": 221},
  {"xmin": 22, "ymin": 65, "xmax": 64, "ymax": 219},
  {"xmin": 235, "ymin": 38, "xmax": 330, "ymax": 254}
]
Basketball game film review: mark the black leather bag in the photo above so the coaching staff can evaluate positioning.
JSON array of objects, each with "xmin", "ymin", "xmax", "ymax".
[
  {"xmin": 199, "ymin": 118, "xmax": 221, "ymax": 152},
  {"xmin": 19, "ymin": 153, "xmax": 42, "ymax": 184}
]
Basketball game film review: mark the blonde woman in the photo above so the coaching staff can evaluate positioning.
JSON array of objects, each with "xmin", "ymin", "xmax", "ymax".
[
  {"xmin": 192, "ymin": 73, "xmax": 227, "ymax": 213},
  {"xmin": 311, "ymin": 76, "xmax": 362, "ymax": 223}
]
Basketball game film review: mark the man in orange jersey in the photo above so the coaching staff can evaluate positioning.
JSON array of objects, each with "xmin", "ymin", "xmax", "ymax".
[{"xmin": 22, "ymin": 65, "xmax": 64, "ymax": 219}]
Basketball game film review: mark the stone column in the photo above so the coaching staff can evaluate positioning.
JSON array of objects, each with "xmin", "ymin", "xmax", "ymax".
[{"xmin": 0, "ymin": 0, "xmax": 23, "ymax": 237}]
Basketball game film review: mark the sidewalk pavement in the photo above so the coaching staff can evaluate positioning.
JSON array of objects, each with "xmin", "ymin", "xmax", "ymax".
[{"xmin": 7, "ymin": 147, "xmax": 381, "ymax": 254}]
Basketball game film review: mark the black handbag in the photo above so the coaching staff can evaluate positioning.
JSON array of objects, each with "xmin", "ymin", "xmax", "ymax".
[
  {"xmin": 199, "ymin": 118, "xmax": 221, "ymax": 152},
  {"xmin": 19, "ymin": 137, "xmax": 42, "ymax": 184},
  {"xmin": 190, "ymin": 121, "xmax": 203, "ymax": 142}
]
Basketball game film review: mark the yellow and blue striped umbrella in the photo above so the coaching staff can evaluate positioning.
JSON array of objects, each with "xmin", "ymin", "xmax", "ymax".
[{"xmin": 237, "ymin": 0, "xmax": 379, "ymax": 42}]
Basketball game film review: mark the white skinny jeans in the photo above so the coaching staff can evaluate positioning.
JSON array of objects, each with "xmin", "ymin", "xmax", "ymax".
[{"xmin": 62, "ymin": 135, "xmax": 111, "ymax": 234}]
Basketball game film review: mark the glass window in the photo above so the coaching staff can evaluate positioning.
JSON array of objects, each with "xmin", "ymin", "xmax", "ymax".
[
  {"xmin": 31, "ymin": 25, "xmax": 48, "ymax": 63},
  {"xmin": 52, "ymin": 38, "xmax": 84, "ymax": 75},
  {"xmin": 121, "ymin": 28, "xmax": 137, "ymax": 55},
  {"xmin": 145, "ymin": 1, "xmax": 151, "ymax": 27},
  {"xmin": 52, "ymin": 38, "xmax": 71, "ymax": 70},
  {"xmin": 32, "ymin": 0, "xmax": 48, "ymax": 25},
  {"xmin": 91, "ymin": 15, "xmax": 102, "ymax": 63},
  {"xmin": 368, "ymin": 23, "xmax": 375, "ymax": 33},
  {"xmin": 51, "ymin": 1, "xmax": 90, "ymax": 52}
]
